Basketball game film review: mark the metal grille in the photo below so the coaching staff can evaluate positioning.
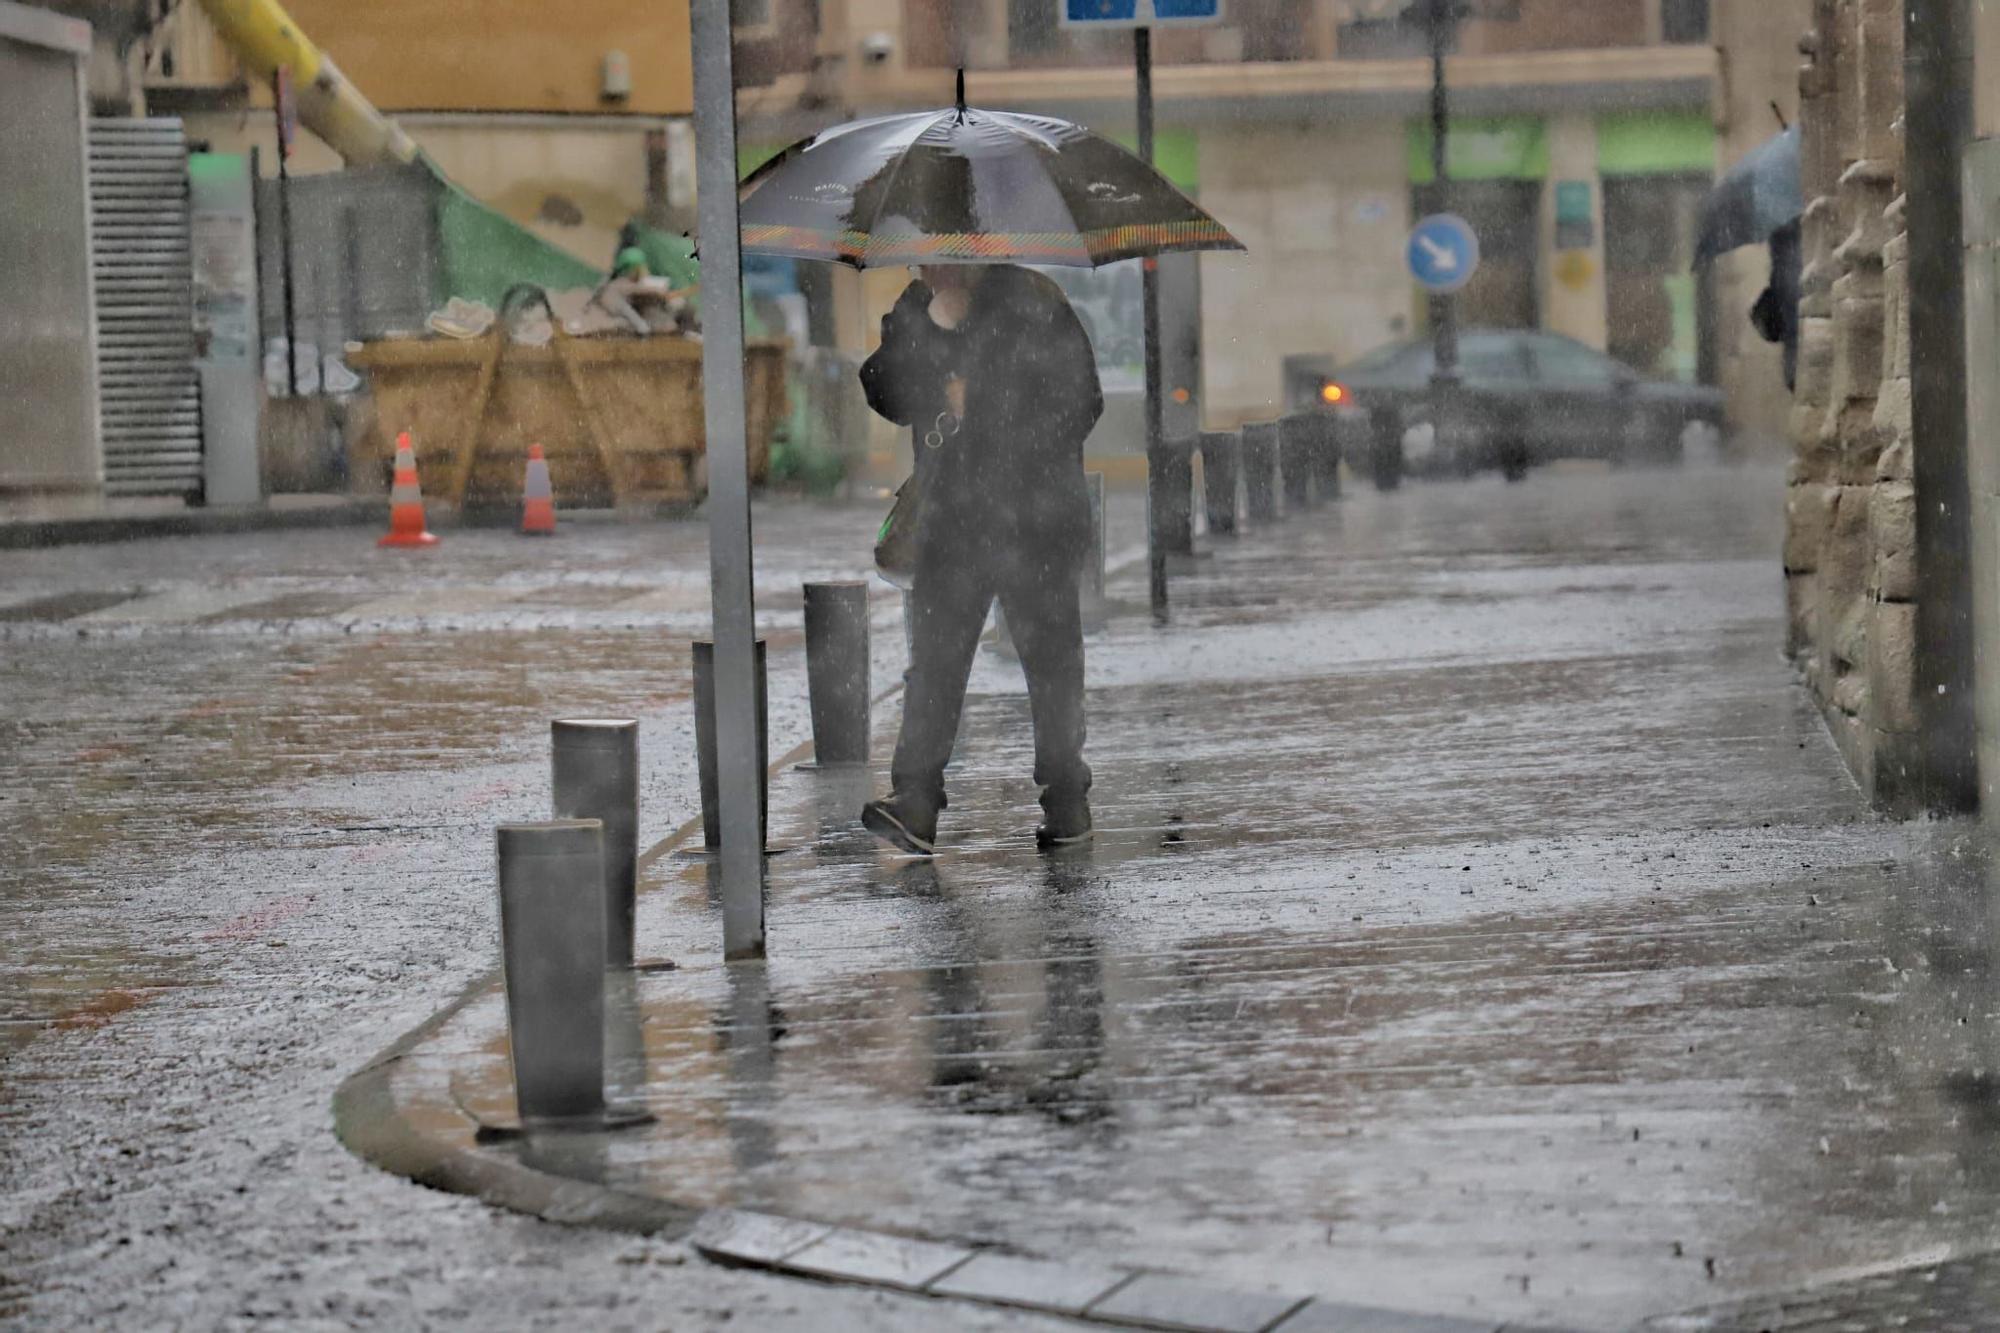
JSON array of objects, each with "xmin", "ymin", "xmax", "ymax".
[{"xmin": 89, "ymin": 117, "xmax": 201, "ymax": 498}]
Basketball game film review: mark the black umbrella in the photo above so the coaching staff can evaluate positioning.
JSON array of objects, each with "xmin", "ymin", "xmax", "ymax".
[
  {"xmin": 737, "ymin": 74, "xmax": 1243, "ymax": 269},
  {"xmin": 1695, "ymin": 125, "xmax": 1802, "ymax": 264}
]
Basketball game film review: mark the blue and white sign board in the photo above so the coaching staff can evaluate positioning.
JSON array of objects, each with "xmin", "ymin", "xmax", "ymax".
[
  {"xmin": 1407, "ymin": 212, "xmax": 1480, "ymax": 294},
  {"xmin": 1062, "ymin": 0, "xmax": 1224, "ymax": 27}
]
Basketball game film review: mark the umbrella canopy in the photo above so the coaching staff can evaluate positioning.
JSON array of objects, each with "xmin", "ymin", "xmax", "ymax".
[
  {"xmin": 1694, "ymin": 125, "xmax": 1802, "ymax": 264},
  {"xmin": 737, "ymin": 88, "xmax": 1243, "ymax": 269}
]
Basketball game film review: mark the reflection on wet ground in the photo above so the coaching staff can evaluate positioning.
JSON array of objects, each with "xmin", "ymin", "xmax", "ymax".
[{"xmin": 421, "ymin": 465, "xmax": 2000, "ymax": 1327}]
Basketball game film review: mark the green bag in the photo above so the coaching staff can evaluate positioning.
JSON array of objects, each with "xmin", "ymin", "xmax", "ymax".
[
  {"xmin": 874, "ymin": 473, "xmax": 922, "ymax": 588},
  {"xmin": 874, "ymin": 411, "xmax": 958, "ymax": 587}
]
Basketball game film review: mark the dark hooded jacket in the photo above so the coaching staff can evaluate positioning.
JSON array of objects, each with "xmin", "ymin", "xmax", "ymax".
[{"xmin": 860, "ymin": 265, "xmax": 1103, "ymax": 568}]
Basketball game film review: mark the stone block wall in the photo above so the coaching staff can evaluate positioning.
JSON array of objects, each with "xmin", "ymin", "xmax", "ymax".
[{"xmin": 1781, "ymin": 0, "xmax": 1922, "ymax": 809}]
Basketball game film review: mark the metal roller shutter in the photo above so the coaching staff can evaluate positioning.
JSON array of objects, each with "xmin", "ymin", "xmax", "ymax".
[{"xmin": 89, "ymin": 117, "xmax": 202, "ymax": 499}]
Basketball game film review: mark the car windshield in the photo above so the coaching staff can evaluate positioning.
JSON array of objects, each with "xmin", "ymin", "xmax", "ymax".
[{"xmin": 1529, "ymin": 335, "xmax": 1623, "ymax": 385}]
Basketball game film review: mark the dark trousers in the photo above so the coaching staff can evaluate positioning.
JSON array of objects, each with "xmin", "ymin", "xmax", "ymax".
[{"xmin": 892, "ymin": 546, "xmax": 1090, "ymax": 813}]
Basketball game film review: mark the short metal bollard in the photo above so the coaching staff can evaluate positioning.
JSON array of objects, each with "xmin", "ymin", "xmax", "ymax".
[
  {"xmin": 803, "ymin": 581, "xmax": 870, "ymax": 766},
  {"xmin": 1311, "ymin": 412, "xmax": 1344, "ymax": 500},
  {"xmin": 1084, "ymin": 471, "xmax": 1107, "ymax": 624},
  {"xmin": 1242, "ymin": 420, "xmax": 1281, "ymax": 523},
  {"xmin": 1280, "ymin": 413, "xmax": 1317, "ymax": 510},
  {"xmin": 497, "ymin": 819, "xmax": 607, "ymax": 1126},
  {"xmin": 1368, "ymin": 406, "xmax": 1405, "ymax": 491},
  {"xmin": 694, "ymin": 638, "xmax": 768, "ymax": 850},
  {"xmin": 551, "ymin": 718, "xmax": 639, "ymax": 968},
  {"xmin": 1199, "ymin": 431, "xmax": 1240, "ymax": 536},
  {"xmin": 1148, "ymin": 437, "xmax": 1196, "ymax": 556}
]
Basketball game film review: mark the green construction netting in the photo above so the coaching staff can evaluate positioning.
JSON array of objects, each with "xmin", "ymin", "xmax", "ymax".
[{"xmin": 428, "ymin": 160, "xmax": 604, "ymax": 306}]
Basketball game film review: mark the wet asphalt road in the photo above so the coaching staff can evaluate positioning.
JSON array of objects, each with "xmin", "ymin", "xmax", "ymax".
[{"xmin": 2, "ymin": 464, "xmax": 1994, "ymax": 1329}]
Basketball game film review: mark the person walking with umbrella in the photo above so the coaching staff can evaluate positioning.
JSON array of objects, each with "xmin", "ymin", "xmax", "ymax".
[
  {"xmin": 858, "ymin": 249, "xmax": 1104, "ymax": 854},
  {"xmin": 737, "ymin": 75, "xmax": 1243, "ymax": 854}
]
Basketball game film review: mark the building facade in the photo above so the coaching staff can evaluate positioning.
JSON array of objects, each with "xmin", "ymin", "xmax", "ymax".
[
  {"xmin": 139, "ymin": 0, "xmax": 697, "ymax": 271},
  {"xmin": 734, "ymin": 0, "xmax": 1722, "ymax": 442}
]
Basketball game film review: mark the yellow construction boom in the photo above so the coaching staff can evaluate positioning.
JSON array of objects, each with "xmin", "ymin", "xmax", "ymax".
[{"xmin": 194, "ymin": 0, "xmax": 418, "ymax": 166}]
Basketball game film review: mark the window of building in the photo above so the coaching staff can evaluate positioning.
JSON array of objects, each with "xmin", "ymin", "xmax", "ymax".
[{"xmin": 1661, "ymin": 0, "xmax": 1708, "ymax": 44}]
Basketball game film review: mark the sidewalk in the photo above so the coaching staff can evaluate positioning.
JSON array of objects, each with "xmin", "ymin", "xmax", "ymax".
[
  {"xmin": 0, "ymin": 492, "xmax": 380, "ymax": 551},
  {"xmin": 340, "ymin": 465, "xmax": 2000, "ymax": 1330}
]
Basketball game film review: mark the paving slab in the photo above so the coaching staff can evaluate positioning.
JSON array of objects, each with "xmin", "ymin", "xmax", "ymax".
[
  {"xmin": 690, "ymin": 1208, "xmax": 834, "ymax": 1265},
  {"xmin": 781, "ymin": 1226, "xmax": 976, "ymax": 1289},
  {"xmin": 1085, "ymin": 1272, "xmax": 1308, "ymax": 1331},
  {"xmin": 1272, "ymin": 1300, "xmax": 1507, "ymax": 1331},
  {"xmin": 929, "ymin": 1252, "xmax": 1136, "ymax": 1315}
]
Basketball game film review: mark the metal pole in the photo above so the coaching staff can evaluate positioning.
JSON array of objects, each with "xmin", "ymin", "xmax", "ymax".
[
  {"xmin": 694, "ymin": 639, "xmax": 769, "ymax": 851},
  {"xmin": 551, "ymin": 718, "xmax": 640, "ymax": 968},
  {"xmin": 1137, "ymin": 26, "xmax": 1168, "ymax": 621},
  {"xmin": 690, "ymin": 0, "xmax": 766, "ymax": 957},
  {"xmin": 1905, "ymin": 0, "xmax": 1977, "ymax": 812},
  {"xmin": 1427, "ymin": 0, "xmax": 1457, "ymax": 387},
  {"xmin": 274, "ymin": 73, "xmax": 297, "ymax": 399},
  {"xmin": 496, "ymin": 819, "xmax": 607, "ymax": 1126}
]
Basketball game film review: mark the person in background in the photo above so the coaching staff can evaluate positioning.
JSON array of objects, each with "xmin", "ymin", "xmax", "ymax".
[{"xmin": 591, "ymin": 247, "xmax": 693, "ymax": 336}]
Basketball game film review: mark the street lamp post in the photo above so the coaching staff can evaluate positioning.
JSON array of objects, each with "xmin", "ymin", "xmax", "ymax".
[{"xmin": 1423, "ymin": 0, "xmax": 1457, "ymax": 390}]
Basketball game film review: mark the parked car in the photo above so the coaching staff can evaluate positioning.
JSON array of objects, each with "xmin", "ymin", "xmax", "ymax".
[{"xmin": 1286, "ymin": 330, "xmax": 1727, "ymax": 487}]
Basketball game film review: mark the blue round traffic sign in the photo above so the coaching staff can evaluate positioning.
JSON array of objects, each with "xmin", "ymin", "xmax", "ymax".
[{"xmin": 1407, "ymin": 213, "xmax": 1480, "ymax": 294}]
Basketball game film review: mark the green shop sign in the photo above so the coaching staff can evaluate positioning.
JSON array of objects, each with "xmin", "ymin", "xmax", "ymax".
[
  {"xmin": 1407, "ymin": 116, "xmax": 1549, "ymax": 183},
  {"xmin": 1595, "ymin": 110, "xmax": 1715, "ymax": 177}
]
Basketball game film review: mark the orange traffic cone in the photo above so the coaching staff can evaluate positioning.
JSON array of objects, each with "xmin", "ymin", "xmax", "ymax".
[
  {"xmin": 520, "ymin": 443, "xmax": 556, "ymax": 536},
  {"xmin": 378, "ymin": 431, "xmax": 439, "ymax": 548}
]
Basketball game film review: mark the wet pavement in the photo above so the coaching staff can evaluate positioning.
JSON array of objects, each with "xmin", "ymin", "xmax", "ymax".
[
  {"xmin": 0, "ymin": 498, "xmax": 1138, "ymax": 1330},
  {"xmin": 6, "ymin": 465, "xmax": 1998, "ymax": 1330},
  {"xmin": 376, "ymin": 463, "xmax": 2000, "ymax": 1329}
]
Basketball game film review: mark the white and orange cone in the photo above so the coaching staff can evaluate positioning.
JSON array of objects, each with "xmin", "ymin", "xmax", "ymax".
[
  {"xmin": 520, "ymin": 442, "xmax": 556, "ymax": 536},
  {"xmin": 378, "ymin": 431, "xmax": 439, "ymax": 548}
]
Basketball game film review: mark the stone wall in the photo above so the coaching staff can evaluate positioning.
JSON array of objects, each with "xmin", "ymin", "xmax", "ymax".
[{"xmin": 1782, "ymin": 0, "xmax": 1922, "ymax": 809}]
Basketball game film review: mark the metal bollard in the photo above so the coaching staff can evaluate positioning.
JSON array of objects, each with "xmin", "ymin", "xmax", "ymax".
[
  {"xmin": 694, "ymin": 638, "xmax": 768, "ymax": 850},
  {"xmin": 1242, "ymin": 420, "xmax": 1280, "ymax": 523},
  {"xmin": 551, "ymin": 718, "xmax": 639, "ymax": 968},
  {"xmin": 497, "ymin": 819, "xmax": 607, "ymax": 1126},
  {"xmin": 1199, "ymin": 430, "xmax": 1239, "ymax": 536},
  {"xmin": 1311, "ymin": 412, "xmax": 1343, "ymax": 500},
  {"xmin": 1280, "ymin": 413, "xmax": 1316, "ymax": 510},
  {"xmin": 1148, "ymin": 437, "xmax": 1196, "ymax": 556},
  {"xmin": 803, "ymin": 581, "xmax": 870, "ymax": 766},
  {"xmin": 1083, "ymin": 471, "xmax": 1107, "ymax": 624}
]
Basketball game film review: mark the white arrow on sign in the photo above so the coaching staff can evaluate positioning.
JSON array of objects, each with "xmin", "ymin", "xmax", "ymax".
[{"xmin": 1417, "ymin": 233, "xmax": 1458, "ymax": 272}]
